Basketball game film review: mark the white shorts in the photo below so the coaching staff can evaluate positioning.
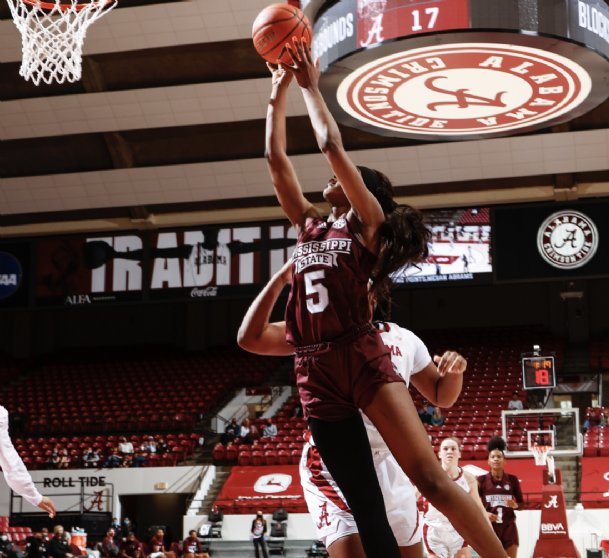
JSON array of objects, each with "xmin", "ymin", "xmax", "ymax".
[
  {"xmin": 422, "ymin": 523, "xmax": 466, "ymax": 558},
  {"xmin": 300, "ymin": 443, "xmax": 421, "ymax": 549}
]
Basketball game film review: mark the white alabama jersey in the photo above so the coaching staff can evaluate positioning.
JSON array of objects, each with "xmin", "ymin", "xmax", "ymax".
[
  {"xmin": 424, "ymin": 468, "xmax": 471, "ymax": 529},
  {"xmin": 364, "ymin": 322, "xmax": 432, "ymax": 451}
]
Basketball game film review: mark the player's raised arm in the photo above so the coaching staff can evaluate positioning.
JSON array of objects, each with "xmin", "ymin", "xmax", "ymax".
[
  {"xmin": 237, "ymin": 261, "xmax": 294, "ymax": 356},
  {"xmin": 284, "ymin": 39, "xmax": 385, "ymax": 240},
  {"xmin": 265, "ymin": 63, "xmax": 318, "ymax": 230}
]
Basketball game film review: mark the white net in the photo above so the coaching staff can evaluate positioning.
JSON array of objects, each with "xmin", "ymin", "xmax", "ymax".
[
  {"xmin": 532, "ymin": 445, "xmax": 549, "ymax": 466},
  {"xmin": 6, "ymin": 0, "xmax": 117, "ymax": 86}
]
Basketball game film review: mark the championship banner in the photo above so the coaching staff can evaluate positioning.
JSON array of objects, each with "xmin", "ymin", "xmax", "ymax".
[
  {"xmin": 580, "ymin": 456, "xmax": 609, "ymax": 507},
  {"xmin": 0, "ymin": 242, "xmax": 30, "ymax": 309},
  {"xmin": 215, "ymin": 465, "xmax": 304, "ymax": 502},
  {"xmin": 493, "ymin": 199, "xmax": 609, "ymax": 282}
]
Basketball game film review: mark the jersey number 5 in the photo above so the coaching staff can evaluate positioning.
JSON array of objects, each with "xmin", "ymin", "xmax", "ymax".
[{"xmin": 304, "ymin": 270, "xmax": 329, "ymax": 314}]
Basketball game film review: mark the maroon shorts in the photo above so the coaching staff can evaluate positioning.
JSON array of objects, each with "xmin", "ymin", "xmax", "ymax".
[
  {"xmin": 492, "ymin": 520, "xmax": 519, "ymax": 549},
  {"xmin": 294, "ymin": 325, "xmax": 405, "ymax": 421}
]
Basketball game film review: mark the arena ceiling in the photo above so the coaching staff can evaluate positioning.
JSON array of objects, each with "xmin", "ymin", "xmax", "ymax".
[{"xmin": 2, "ymin": 0, "xmax": 609, "ymax": 237}]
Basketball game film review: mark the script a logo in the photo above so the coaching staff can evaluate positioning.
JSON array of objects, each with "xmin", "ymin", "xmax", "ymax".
[
  {"xmin": 253, "ymin": 473, "xmax": 292, "ymax": 494},
  {"xmin": 541, "ymin": 522, "xmax": 566, "ymax": 535}
]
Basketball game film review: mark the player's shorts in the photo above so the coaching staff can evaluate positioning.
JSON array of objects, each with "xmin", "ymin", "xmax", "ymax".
[
  {"xmin": 300, "ymin": 443, "xmax": 421, "ymax": 549},
  {"xmin": 493, "ymin": 519, "xmax": 519, "ymax": 549},
  {"xmin": 295, "ymin": 325, "xmax": 405, "ymax": 421},
  {"xmin": 422, "ymin": 522, "xmax": 467, "ymax": 558}
]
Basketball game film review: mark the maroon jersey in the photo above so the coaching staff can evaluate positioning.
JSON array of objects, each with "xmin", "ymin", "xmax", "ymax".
[
  {"xmin": 478, "ymin": 471, "xmax": 523, "ymax": 524},
  {"xmin": 285, "ymin": 217, "xmax": 377, "ymax": 346},
  {"xmin": 182, "ymin": 537, "xmax": 201, "ymax": 554}
]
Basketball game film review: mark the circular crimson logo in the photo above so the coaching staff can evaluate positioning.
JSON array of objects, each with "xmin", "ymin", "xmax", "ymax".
[
  {"xmin": 537, "ymin": 210, "xmax": 598, "ymax": 269},
  {"xmin": 336, "ymin": 43, "xmax": 591, "ymax": 137}
]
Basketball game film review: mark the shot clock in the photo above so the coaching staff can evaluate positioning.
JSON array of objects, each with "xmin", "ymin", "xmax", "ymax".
[{"xmin": 522, "ymin": 355, "xmax": 556, "ymax": 390}]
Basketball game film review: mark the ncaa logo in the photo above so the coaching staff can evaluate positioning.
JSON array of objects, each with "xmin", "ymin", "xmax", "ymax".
[
  {"xmin": 336, "ymin": 43, "xmax": 591, "ymax": 138},
  {"xmin": 537, "ymin": 210, "xmax": 599, "ymax": 270},
  {"xmin": 0, "ymin": 252, "xmax": 22, "ymax": 300}
]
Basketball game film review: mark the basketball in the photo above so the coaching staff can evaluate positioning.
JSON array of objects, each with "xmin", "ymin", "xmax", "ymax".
[{"xmin": 252, "ymin": 3, "xmax": 312, "ymax": 65}]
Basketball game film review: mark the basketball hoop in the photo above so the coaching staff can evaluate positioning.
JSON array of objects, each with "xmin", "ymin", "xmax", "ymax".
[
  {"xmin": 5, "ymin": 0, "xmax": 117, "ymax": 85},
  {"xmin": 532, "ymin": 445, "xmax": 550, "ymax": 466}
]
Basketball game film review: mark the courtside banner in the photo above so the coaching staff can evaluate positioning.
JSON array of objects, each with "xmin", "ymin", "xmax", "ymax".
[
  {"xmin": 214, "ymin": 465, "xmax": 304, "ymax": 502},
  {"xmin": 33, "ymin": 223, "xmax": 297, "ymax": 306},
  {"xmin": 580, "ymin": 457, "xmax": 609, "ymax": 507},
  {"xmin": 0, "ymin": 242, "xmax": 31, "ymax": 309},
  {"xmin": 493, "ymin": 199, "xmax": 609, "ymax": 282}
]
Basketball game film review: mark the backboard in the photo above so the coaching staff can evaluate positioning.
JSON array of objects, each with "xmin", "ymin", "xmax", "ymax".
[{"xmin": 502, "ymin": 408, "xmax": 582, "ymax": 458}]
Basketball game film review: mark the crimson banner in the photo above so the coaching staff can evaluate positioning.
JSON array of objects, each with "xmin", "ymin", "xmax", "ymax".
[
  {"xmin": 216, "ymin": 465, "xmax": 303, "ymax": 502},
  {"xmin": 581, "ymin": 457, "xmax": 609, "ymax": 507}
]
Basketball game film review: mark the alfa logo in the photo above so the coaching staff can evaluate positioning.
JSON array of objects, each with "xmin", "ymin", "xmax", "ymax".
[
  {"xmin": 336, "ymin": 43, "xmax": 591, "ymax": 138},
  {"xmin": 537, "ymin": 210, "xmax": 599, "ymax": 269}
]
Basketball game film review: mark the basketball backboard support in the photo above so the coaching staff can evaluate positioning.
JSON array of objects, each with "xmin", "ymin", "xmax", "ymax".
[{"xmin": 502, "ymin": 408, "xmax": 582, "ymax": 458}]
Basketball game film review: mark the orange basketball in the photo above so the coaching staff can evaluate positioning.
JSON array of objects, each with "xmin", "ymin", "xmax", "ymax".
[{"xmin": 252, "ymin": 3, "xmax": 312, "ymax": 65}]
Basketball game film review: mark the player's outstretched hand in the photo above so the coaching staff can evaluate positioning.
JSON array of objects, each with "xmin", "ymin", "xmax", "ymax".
[
  {"xmin": 266, "ymin": 62, "xmax": 292, "ymax": 89},
  {"xmin": 433, "ymin": 351, "xmax": 467, "ymax": 377},
  {"xmin": 38, "ymin": 496, "xmax": 56, "ymax": 518},
  {"xmin": 283, "ymin": 37, "xmax": 320, "ymax": 90}
]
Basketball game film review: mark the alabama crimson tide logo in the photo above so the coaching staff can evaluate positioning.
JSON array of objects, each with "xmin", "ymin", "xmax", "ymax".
[
  {"xmin": 336, "ymin": 43, "xmax": 591, "ymax": 138},
  {"xmin": 537, "ymin": 210, "xmax": 599, "ymax": 270}
]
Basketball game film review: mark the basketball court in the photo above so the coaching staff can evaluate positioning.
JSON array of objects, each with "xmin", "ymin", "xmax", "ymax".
[{"xmin": 1, "ymin": 0, "xmax": 609, "ymax": 557}]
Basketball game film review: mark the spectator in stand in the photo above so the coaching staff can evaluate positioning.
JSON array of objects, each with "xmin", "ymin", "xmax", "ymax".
[
  {"xmin": 58, "ymin": 449, "xmax": 70, "ymax": 470},
  {"xmin": 181, "ymin": 530, "xmax": 209, "ymax": 558},
  {"xmin": 148, "ymin": 529, "xmax": 171, "ymax": 558},
  {"xmin": 101, "ymin": 529, "xmax": 120, "ymax": 558},
  {"xmin": 157, "ymin": 438, "xmax": 169, "ymax": 454},
  {"xmin": 0, "ymin": 531, "xmax": 20, "ymax": 558},
  {"xmin": 119, "ymin": 533, "xmax": 142, "ymax": 558},
  {"xmin": 430, "ymin": 406, "xmax": 445, "ymax": 427},
  {"xmin": 82, "ymin": 447, "xmax": 100, "ymax": 469},
  {"xmin": 110, "ymin": 519, "xmax": 122, "ymax": 541},
  {"xmin": 46, "ymin": 447, "xmax": 61, "ymax": 470},
  {"xmin": 600, "ymin": 411, "xmax": 609, "ymax": 428},
  {"xmin": 141, "ymin": 437, "xmax": 157, "ymax": 454},
  {"xmin": 418, "ymin": 402, "xmax": 432, "ymax": 424},
  {"xmin": 131, "ymin": 451, "xmax": 147, "ymax": 468},
  {"xmin": 121, "ymin": 518, "xmax": 133, "ymax": 537},
  {"xmin": 508, "ymin": 392, "xmax": 524, "ymax": 411},
  {"xmin": 239, "ymin": 419, "xmax": 254, "ymax": 445},
  {"xmin": 25, "ymin": 529, "xmax": 49, "ymax": 558},
  {"xmin": 220, "ymin": 418, "xmax": 239, "ymax": 445},
  {"xmin": 103, "ymin": 447, "xmax": 123, "ymax": 469},
  {"xmin": 118, "ymin": 437, "xmax": 134, "ymax": 457},
  {"xmin": 121, "ymin": 454, "xmax": 133, "ymax": 468},
  {"xmin": 262, "ymin": 418, "xmax": 277, "ymax": 438},
  {"xmin": 48, "ymin": 526, "xmax": 72, "ymax": 558},
  {"xmin": 249, "ymin": 421, "xmax": 261, "ymax": 442}
]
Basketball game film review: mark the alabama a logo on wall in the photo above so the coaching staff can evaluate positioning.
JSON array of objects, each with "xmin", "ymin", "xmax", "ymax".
[
  {"xmin": 336, "ymin": 43, "xmax": 592, "ymax": 138},
  {"xmin": 537, "ymin": 210, "xmax": 599, "ymax": 269}
]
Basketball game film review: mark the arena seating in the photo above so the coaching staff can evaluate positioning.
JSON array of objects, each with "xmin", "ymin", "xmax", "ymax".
[
  {"xmin": 12, "ymin": 432, "xmax": 200, "ymax": 469},
  {"xmin": 0, "ymin": 516, "xmax": 32, "ymax": 541},
  {"xmin": 3, "ymin": 348, "xmax": 281, "ymax": 435}
]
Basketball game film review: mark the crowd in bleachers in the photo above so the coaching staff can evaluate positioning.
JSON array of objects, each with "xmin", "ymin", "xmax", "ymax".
[{"xmin": 583, "ymin": 406, "xmax": 609, "ymax": 457}]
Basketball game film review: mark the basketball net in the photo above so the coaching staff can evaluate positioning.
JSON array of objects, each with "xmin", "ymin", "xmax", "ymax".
[
  {"xmin": 6, "ymin": 0, "xmax": 117, "ymax": 85},
  {"xmin": 533, "ymin": 446, "xmax": 556, "ymax": 483}
]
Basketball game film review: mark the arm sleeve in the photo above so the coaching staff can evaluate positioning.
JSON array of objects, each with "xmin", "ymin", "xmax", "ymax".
[{"xmin": 0, "ymin": 406, "xmax": 43, "ymax": 507}]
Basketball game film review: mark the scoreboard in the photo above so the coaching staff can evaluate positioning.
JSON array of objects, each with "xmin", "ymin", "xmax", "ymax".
[{"xmin": 522, "ymin": 356, "xmax": 556, "ymax": 390}]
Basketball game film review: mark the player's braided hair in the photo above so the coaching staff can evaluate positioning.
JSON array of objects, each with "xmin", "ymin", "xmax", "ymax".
[
  {"xmin": 357, "ymin": 166, "xmax": 431, "ymax": 307},
  {"xmin": 487, "ymin": 435, "xmax": 507, "ymax": 454}
]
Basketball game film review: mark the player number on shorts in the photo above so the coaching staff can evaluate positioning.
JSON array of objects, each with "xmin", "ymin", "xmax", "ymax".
[
  {"xmin": 304, "ymin": 270, "xmax": 328, "ymax": 314},
  {"xmin": 535, "ymin": 368, "xmax": 550, "ymax": 385}
]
